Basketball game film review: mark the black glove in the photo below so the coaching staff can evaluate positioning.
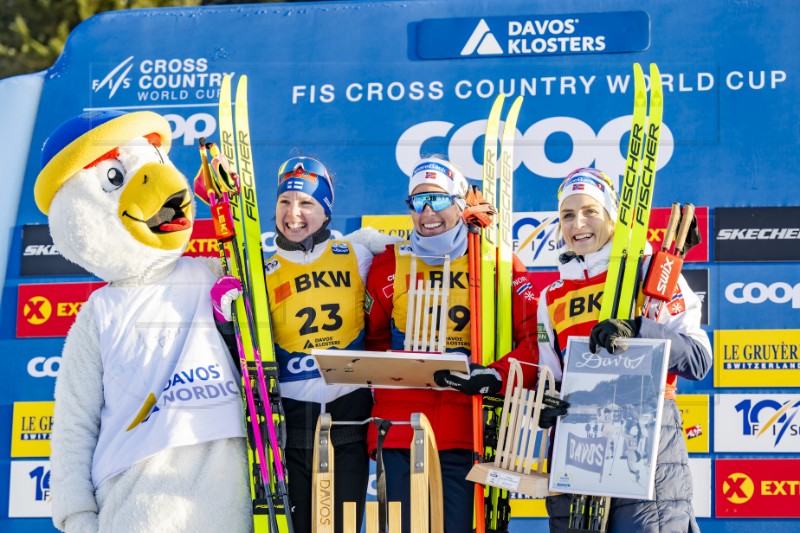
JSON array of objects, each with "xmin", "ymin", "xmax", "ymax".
[
  {"xmin": 434, "ymin": 363, "xmax": 502, "ymax": 395},
  {"xmin": 589, "ymin": 318, "xmax": 641, "ymax": 354},
  {"xmin": 680, "ymin": 212, "xmax": 702, "ymax": 256},
  {"xmin": 538, "ymin": 394, "xmax": 571, "ymax": 429}
]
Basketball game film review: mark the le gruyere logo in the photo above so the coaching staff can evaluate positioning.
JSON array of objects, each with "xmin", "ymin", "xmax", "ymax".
[{"xmin": 11, "ymin": 402, "xmax": 54, "ymax": 458}]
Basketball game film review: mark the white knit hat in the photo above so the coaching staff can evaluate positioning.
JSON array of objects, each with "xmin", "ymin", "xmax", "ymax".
[
  {"xmin": 408, "ymin": 157, "xmax": 469, "ymax": 198},
  {"xmin": 557, "ymin": 168, "xmax": 619, "ymax": 220}
]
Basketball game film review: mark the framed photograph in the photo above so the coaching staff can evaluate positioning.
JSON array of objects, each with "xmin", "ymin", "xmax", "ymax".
[
  {"xmin": 548, "ymin": 336, "xmax": 671, "ymax": 500},
  {"xmin": 311, "ymin": 349, "xmax": 469, "ymax": 389}
]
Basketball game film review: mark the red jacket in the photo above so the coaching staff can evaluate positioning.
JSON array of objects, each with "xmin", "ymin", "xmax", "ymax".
[{"xmin": 365, "ymin": 244, "xmax": 540, "ymax": 452}]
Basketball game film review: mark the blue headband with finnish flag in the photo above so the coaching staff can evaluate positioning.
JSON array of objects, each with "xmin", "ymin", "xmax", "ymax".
[{"xmin": 277, "ymin": 156, "xmax": 334, "ymax": 216}]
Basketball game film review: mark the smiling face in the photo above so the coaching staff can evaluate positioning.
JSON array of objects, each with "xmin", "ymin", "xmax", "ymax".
[
  {"xmin": 409, "ymin": 183, "xmax": 462, "ymax": 237},
  {"xmin": 559, "ymin": 193, "xmax": 615, "ymax": 255},
  {"xmin": 276, "ymin": 190, "xmax": 328, "ymax": 242}
]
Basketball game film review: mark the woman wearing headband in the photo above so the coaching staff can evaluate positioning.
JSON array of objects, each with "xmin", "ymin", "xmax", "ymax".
[
  {"xmin": 363, "ymin": 155, "xmax": 543, "ymax": 533},
  {"xmin": 538, "ymin": 168, "xmax": 712, "ymax": 533},
  {"xmin": 213, "ymin": 156, "xmax": 373, "ymax": 533}
]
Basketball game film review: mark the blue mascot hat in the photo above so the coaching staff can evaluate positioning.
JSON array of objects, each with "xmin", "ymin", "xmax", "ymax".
[{"xmin": 35, "ymin": 110, "xmax": 172, "ymax": 214}]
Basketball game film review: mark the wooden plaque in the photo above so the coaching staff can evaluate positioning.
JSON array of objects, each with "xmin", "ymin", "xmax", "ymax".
[{"xmin": 311, "ymin": 349, "xmax": 469, "ymax": 389}]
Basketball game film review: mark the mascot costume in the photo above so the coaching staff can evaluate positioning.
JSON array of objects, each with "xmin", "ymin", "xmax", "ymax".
[{"xmin": 35, "ymin": 110, "xmax": 252, "ymax": 533}]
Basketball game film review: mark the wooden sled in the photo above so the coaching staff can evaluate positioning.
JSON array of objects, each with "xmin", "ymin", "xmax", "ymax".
[{"xmin": 466, "ymin": 358, "xmax": 557, "ymax": 498}]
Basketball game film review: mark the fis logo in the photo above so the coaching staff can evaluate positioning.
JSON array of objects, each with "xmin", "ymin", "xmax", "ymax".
[
  {"xmin": 461, "ymin": 19, "xmax": 503, "ymax": 55},
  {"xmin": 92, "ymin": 56, "xmax": 134, "ymax": 98},
  {"xmin": 735, "ymin": 397, "xmax": 800, "ymax": 446},
  {"xmin": 512, "ymin": 213, "xmax": 563, "ymax": 268}
]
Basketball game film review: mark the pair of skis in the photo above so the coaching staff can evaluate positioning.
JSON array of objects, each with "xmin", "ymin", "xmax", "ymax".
[
  {"xmin": 570, "ymin": 63, "xmax": 663, "ymax": 532},
  {"xmin": 464, "ymin": 93, "xmax": 523, "ymax": 533},
  {"xmin": 195, "ymin": 74, "xmax": 293, "ymax": 533}
]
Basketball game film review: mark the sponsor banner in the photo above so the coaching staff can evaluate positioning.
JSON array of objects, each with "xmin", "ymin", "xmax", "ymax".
[
  {"xmin": 715, "ymin": 207, "xmax": 800, "ymax": 262},
  {"xmin": 361, "ymin": 214, "xmax": 414, "ymax": 242},
  {"xmin": 11, "ymin": 402, "xmax": 54, "ymax": 458},
  {"xmin": 680, "ymin": 269, "xmax": 709, "ymax": 325},
  {"xmin": 689, "ymin": 458, "xmax": 711, "ymax": 518},
  {"xmin": 16, "ymin": 282, "xmax": 106, "ymax": 338},
  {"xmin": 514, "ymin": 208, "xmax": 709, "ymax": 269},
  {"xmin": 647, "ymin": 206, "xmax": 709, "ymax": 263},
  {"xmin": 716, "ymin": 458, "xmax": 800, "ymax": 518},
  {"xmin": 22, "ymin": 221, "xmax": 219, "ymax": 277},
  {"xmin": 8, "ymin": 460, "xmax": 52, "ymax": 518},
  {"xmin": 20, "ymin": 224, "xmax": 89, "ymax": 277},
  {"xmin": 676, "ymin": 394, "xmax": 709, "ymax": 453},
  {"xmin": 714, "ymin": 329, "xmax": 800, "ymax": 387},
  {"xmin": 26, "ymin": 355, "xmax": 62, "ymax": 379},
  {"xmin": 417, "ymin": 11, "xmax": 649, "ymax": 59},
  {"xmin": 513, "ymin": 211, "xmax": 562, "ymax": 268},
  {"xmin": 719, "ymin": 264, "xmax": 800, "ymax": 328},
  {"xmin": 714, "ymin": 393, "xmax": 800, "ymax": 453},
  {"xmin": 182, "ymin": 219, "xmax": 223, "ymax": 258}
]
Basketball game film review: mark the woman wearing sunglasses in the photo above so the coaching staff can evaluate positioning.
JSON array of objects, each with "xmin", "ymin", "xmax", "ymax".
[
  {"xmin": 537, "ymin": 168, "xmax": 711, "ymax": 533},
  {"xmin": 213, "ymin": 156, "xmax": 373, "ymax": 533},
  {"xmin": 363, "ymin": 156, "xmax": 542, "ymax": 533}
]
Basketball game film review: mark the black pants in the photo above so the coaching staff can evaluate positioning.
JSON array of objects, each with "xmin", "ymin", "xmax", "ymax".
[
  {"xmin": 382, "ymin": 448, "xmax": 474, "ymax": 533},
  {"xmin": 286, "ymin": 441, "xmax": 370, "ymax": 533}
]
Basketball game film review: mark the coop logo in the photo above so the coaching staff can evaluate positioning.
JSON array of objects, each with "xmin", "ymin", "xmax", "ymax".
[
  {"xmin": 725, "ymin": 282, "xmax": 800, "ymax": 309},
  {"xmin": 461, "ymin": 20, "xmax": 503, "ymax": 55},
  {"xmin": 722, "ymin": 472, "xmax": 755, "ymax": 504},
  {"xmin": 28, "ymin": 356, "xmax": 61, "ymax": 378},
  {"xmin": 22, "ymin": 296, "xmax": 52, "ymax": 325},
  {"xmin": 90, "ymin": 56, "xmax": 232, "ymax": 103},
  {"xmin": 396, "ymin": 116, "xmax": 674, "ymax": 185}
]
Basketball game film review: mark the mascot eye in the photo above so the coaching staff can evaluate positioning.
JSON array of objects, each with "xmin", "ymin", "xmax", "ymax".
[{"xmin": 96, "ymin": 159, "xmax": 126, "ymax": 192}]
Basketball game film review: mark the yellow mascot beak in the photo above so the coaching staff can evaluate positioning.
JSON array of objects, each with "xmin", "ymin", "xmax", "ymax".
[{"xmin": 119, "ymin": 162, "xmax": 194, "ymax": 251}]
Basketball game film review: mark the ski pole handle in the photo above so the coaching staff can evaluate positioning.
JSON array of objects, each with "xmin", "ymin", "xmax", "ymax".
[
  {"xmin": 662, "ymin": 202, "xmax": 681, "ymax": 253},
  {"xmin": 674, "ymin": 203, "xmax": 696, "ymax": 257}
]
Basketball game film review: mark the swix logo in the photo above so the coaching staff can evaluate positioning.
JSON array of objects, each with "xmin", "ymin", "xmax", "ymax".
[
  {"xmin": 725, "ymin": 282, "xmax": 800, "ymax": 309},
  {"xmin": 23, "ymin": 297, "xmax": 52, "ymax": 325},
  {"xmin": 461, "ymin": 19, "xmax": 503, "ymax": 55},
  {"xmin": 23, "ymin": 245, "xmax": 60, "ymax": 257},
  {"xmin": 735, "ymin": 397, "xmax": 800, "ymax": 446},
  {"xmin": 92, "ymin": 56, "xmax": 134, "ymax": 98},
  {"xmin": 396, "ymin": 117, "xmax": 673, "ymax": 185},
  {"xmin": 722, "ymin": 473, "xmax": 755, "ymax": 504},
  {"xmin": 654, "ymin": 256, "xmax": 675, "ymax": 296}
]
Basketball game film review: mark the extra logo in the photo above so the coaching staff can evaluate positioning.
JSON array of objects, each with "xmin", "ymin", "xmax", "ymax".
[
  {"xmin": 22, "ymin": 296, "xmax": 52, "ymax": 325},
  {"xmin": 16, "ymin": 282, "xmax": 106, "ymax": 338},
  {"xmin": 722, "ymin": 472, "xmax": 755, "ymax": 504},
  {"xmin": 715, "ymin": 458, "xmax": 800, "ymax": 518}
]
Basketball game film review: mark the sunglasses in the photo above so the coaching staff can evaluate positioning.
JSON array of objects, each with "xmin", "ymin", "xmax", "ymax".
[{"xmin": 406, "ymin": 192, "xmax": 458, "ymax": 213}]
